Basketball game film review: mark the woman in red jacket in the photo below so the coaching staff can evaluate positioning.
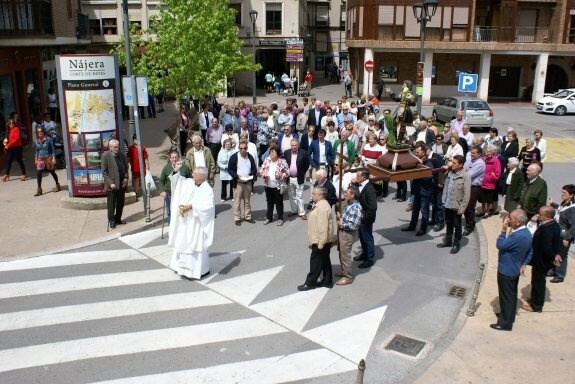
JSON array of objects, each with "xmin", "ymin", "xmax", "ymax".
[
  {"xmin": 2, "ymin": 119, "xmax": 27, "ymax": 182},
  {"xmin": 479, "ymin": 144, "xmax": 501, "ymax": 217}
]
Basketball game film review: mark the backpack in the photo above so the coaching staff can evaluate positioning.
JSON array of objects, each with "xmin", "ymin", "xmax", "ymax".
[{"xmin": 20, "ymin": 127, "xmax": 29, "ymax": 145}]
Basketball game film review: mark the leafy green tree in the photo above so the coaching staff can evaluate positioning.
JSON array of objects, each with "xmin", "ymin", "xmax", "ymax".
[{"xmin": 112, "ymin": 0, "xmax": 259, "ymax": 97}]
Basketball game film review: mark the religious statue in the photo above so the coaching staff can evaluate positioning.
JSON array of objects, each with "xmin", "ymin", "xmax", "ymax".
[{"xmin": 385, "ymin": 80, "xmax": 416, "ymax": 150}]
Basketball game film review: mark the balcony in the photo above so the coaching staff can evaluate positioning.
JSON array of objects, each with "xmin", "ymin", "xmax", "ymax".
[
  {"xmin": 0, "ymin": 0, "xmax": 54, "ymax": 36},
  {"xmin": 77, "ymin": 12, "xmax": 90, "ymax": 39},
  {"xmin": 473, "ymin": 26, "xmax": 551, "ymax": 43}
]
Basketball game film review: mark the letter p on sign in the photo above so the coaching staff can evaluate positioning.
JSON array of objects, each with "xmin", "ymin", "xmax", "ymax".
[{"xmin": 458, "ymin": 73, "xmax": 478, "ymax": 93}]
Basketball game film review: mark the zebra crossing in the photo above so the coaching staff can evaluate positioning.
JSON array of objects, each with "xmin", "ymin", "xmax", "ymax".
[{"xmin": 0, "ymin": 229, "xmax": 387, "ymax": 383}]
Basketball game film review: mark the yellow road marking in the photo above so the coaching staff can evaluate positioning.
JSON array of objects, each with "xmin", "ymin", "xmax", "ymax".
[{"xmin": 546, "ymin": 139, "xmax": 575, "ymax": 163}]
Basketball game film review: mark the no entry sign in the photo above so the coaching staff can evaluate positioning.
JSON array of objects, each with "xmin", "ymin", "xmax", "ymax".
[{"xmin": 364, "ymin": 60, "xmax": 374, "ymax": 72}]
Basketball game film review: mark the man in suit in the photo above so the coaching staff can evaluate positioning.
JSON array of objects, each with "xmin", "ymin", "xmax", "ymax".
[
  {"xmin": 521, "ymin": 205, "xmax": 562, "ymax": 313},
  {"xmin": 490, "ymin": 209, "xmax": 532, "ymax": 331},
  {"xmin": 307, "ymin": 101, "xmax": 326, "ymax": 139},
  {"xmin": 299, "ymin": 125, "xmax": 315, "ymax": 152},
  {"xmin": 102, "ymin": 139, "xmax": 129, "ymax": 229},
  {"xmin": 519, "ymin": 163, "xmax": 547, "ymax": 220},
  {"xmin": 352, "ymin": 169, "xmax": 378, "ymax": 268},
  {"xmin": 228, "ymin": 142, "xmax": 258, "ymax": 226},
  {"xmin": 308, "ymin": 128, "xmax": 334, "ymax": 182},
  {"xmin": 311, "ymin": 169, "xmax": 337, "ymax": 207},
  {"xmin": 284, "ymin": 139, "xmax": 310, "ymax": 220},
  {"xmin": 401, "ymin": 143, "xmax": 435, "ymax": 236}
]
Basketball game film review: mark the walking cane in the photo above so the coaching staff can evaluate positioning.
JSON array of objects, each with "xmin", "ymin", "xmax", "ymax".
[{"xmin": 161, "ymin": 198, "xmax": 166, "ymax": 239}]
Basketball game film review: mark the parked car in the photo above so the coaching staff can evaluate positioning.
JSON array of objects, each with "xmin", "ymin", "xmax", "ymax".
[
  {"xmin": 536, "ymin": 88, "xmax": 575, "ymax": 115},
  {"xmin": 432, "ymin": 97, "xmax": 493, "ymax": 131}
]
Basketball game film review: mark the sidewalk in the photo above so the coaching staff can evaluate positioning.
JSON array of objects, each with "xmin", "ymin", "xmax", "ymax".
[
  {"xmin": 414, "ymin": 215, "xmax": 575, "ymax": 383},
  {"xmin": 1, "ymin": 80, "xmax": 573, "ymax": 383}
]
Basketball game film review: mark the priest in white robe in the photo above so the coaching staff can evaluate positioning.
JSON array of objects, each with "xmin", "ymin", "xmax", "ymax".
[{"xmin": 168, "ymin": 165, "xmax": 215, "ymax": 279}]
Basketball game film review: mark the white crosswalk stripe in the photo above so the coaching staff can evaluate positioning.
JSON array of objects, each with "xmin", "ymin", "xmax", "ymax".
[
  {"xmin": 0, "ymin": 232, "xmax": 386, "ymax": 383},
  {"xmin": 0, "ymin": 291, "xmax": 231, "ymax": 332}
]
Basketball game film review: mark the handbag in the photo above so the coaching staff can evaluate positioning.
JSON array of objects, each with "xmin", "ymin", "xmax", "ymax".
[
  {"xmin": 45, "ymin": 156, "xmax": 56, "ymax": 171},
  {"xmin": 279, "ymin": 184, "xmax": 288, "ymax": 195},
  {"xmin": 144, "ymin": 170, "xmax": 157, "ymax": 191}
]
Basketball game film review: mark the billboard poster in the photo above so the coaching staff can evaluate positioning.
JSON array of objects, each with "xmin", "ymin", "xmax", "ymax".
[{"xmin": 56, "ymin": 54, "xmax": 122, "ymax": 197}]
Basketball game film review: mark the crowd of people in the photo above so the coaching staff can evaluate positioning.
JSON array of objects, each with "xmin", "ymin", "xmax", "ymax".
[{"xmin": 158, "ymin": 93, "xmax": 573, "ymax": 300}]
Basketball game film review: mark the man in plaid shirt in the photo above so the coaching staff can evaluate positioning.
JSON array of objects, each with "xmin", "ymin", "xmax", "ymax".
[{"xmin": 335, "ymin": 186, "xmax": 363, "ymax": 285}]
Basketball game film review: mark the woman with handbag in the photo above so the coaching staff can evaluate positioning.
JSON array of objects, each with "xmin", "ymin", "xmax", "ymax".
[
  {"xmin": 2, "ymin": 119, "xmax": 27, "ymax": 182},
  {"xmin": 34, "ymin": 126, "xmax": 59, "ymax": 196},
  {"xmin": 260, "ymin": 147, "xmax": 289, "ymax": 226}
]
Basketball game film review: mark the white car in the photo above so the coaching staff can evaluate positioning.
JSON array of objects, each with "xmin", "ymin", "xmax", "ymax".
[{"xmin": 536, "ymin": 88, "xmax": 575, "ymax": 115}]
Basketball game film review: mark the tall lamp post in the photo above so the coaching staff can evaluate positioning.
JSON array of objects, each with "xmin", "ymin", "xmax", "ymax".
[
  {"xmin": 413, "ymin": 0, "xmax": 438, "ymax": 116},
  {"xmin": 249, "ymin": 10, "xmax": 258, "ymax": 105}
]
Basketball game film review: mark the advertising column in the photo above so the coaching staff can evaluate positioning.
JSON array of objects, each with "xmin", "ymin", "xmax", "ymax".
[{"xmin": 56, "ymin": 54, "xmax": 122, "ymax": 197}]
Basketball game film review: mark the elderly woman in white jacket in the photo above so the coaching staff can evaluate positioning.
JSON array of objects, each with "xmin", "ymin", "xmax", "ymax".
[{"xmin": 444, "ymin": 132, "xmax": 464, "ymax": 166}]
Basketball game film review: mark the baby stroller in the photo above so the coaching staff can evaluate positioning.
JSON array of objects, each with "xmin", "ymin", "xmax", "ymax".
[
  {"xmin": 298, "ymin": 81, "xmax": 310, "ymax": 97},
  {"xmin": 282, "ymin": 79, "xmax": 295, "ymax": 97}
]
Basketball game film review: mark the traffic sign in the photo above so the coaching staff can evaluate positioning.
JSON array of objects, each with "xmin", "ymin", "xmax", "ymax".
[
  {"xmin": 364, "ymin": 60, "xmax": 374, "ymax": 72},
  {"xmin": 458, "ymin": 73, "xmax": 478, "ymax": 93}
]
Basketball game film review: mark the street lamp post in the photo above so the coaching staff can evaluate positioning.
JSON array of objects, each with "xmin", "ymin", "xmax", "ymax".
[
  {"xmin": 413, "ymin": 0, "xmax": 438, "ymax": 116},
  {"xmin": 249, "ymin": 10, "xmax": 258, "ymax": 105}
]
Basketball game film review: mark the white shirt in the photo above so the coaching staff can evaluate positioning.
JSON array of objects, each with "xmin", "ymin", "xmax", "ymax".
[
  {"xmin": 193, "ymin": 149, "xmax": 206, "ymax": 168},
  {"xmin": 237, "ymin": 154, "xmax": 252, "ymax": 177},
  {"xmin": 281, "ymin": 135, "xmax": 293, "ymax": 152},
  {"xmin": 506, "ymin": 167, "xmax": 517, "ymax": 184},
  {"xmin": 534, "ymin": 138, "xmax": 547, "ymax": 162},
  {"xmin": 319, "ymin": 141, "xmax": 326, "ymax": 163},
  {"xmin": 267, "ymin": 161, "xmax": 278, "ymax": 188}
]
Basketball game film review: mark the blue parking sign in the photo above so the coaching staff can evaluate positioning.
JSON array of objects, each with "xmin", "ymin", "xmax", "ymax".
[{"xmin": 458, "ymin": 73, "xmax": 478, "ymax": 93}]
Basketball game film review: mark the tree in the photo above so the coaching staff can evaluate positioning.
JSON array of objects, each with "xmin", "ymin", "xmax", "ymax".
[{"xmin": 112, "ymin": 0, "xmax": 259, "ymax": 98}]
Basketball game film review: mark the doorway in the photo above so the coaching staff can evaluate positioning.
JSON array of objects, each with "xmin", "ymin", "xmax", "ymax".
[
  {"xmin": 489, "ymin": 66, "xmax": 521, "ymax": 98},
  {"xmin": 545, "ymin": 64, "xmax": 568, "ymax": 93}
]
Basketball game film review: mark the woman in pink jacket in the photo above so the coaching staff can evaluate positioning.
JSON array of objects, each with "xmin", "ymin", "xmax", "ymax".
[{"xmin": 479, "ymin": 145, "xmax": 502, "ymax": 217}]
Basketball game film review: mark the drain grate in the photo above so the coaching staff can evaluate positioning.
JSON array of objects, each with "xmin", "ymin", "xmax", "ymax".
[
  {"xmin": 449, "ymin": 285, "xmax": 467, "ymax": 298},
  {"xmin": 385, "ymin": 334, "xmax": 426, "ymax": 357}
]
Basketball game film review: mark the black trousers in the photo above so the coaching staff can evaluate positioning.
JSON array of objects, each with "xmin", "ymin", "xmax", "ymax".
[
  {"xmin": 221, "ymin": 180, "xmax": 233, "ymax": 200},
  {"xmin": 179, "ymin": 131, "xmax": 188, "ymax": 156},
  {"xmin": 444, "ymin": 208, "xmax": 463, "ymax": 245},
  {"xmin": 207, "ymin": 142, "xmax": 221, "ymax": 165},
  {"xmin": 107, "ymin": 188, "xmax": 126, "ymax": 224},
  {"xmin": 396, "ymin": 181, "xmax": 407, "ymax": 200},
  {"xmin": 497, "ymin": 272, "xmax": 519, "ymax": 329},
  {"xmin": 265, "ymin": 186, "xmax": 284, "ymax": 221},
  {"xmin": 464, "ymin": 186, "xmax": 482, "ymax": 231},
  {"xmin": 530, "ymin": 266, "xmax": 548, "ymax": 311},
  {"xmin": 5, "ymin": 147, "xmax": 26, "ymax": 175},
  {"xmin": 305, "ymin": 243, "xmax": 332, "ymax": 286}
]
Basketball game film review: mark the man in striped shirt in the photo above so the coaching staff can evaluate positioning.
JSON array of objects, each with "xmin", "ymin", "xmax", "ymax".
[{"xmin": 335, "ymin": 186, "xmax": 363, "ymax": 285}]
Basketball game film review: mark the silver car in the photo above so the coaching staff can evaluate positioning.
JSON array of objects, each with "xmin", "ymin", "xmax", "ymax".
[{"xmin": 432, "ymin": 97, "xmax": 494, "ymax": 131}]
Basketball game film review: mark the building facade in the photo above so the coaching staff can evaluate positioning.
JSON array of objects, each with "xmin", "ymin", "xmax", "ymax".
[
  {"xmin": 346, "ymin": 0, "xmax": 575, "ymax": 103},
  {"xmin": 0, "ymin": 0, "xmax": 91, "ymax": 151}
]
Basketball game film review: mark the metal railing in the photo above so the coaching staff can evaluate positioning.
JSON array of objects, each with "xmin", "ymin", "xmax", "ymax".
[{"xmin": 473, "ymin": 26, "xmax": 551, "ymax": 43}]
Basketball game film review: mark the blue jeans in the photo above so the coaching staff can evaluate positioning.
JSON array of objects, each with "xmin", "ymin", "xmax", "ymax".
[
  {"xmin": 358, "ymin": 222, "xmax": 375, "ymax": 262},
  {"xmin": 409, "ymin": 193, "xmax": 431, "ymax": 231},
  {"xmin": 431, "ymin": 187, "xmax": 445, "ymax": 225},
  {"xmin": 165, "ymin": 194, "xmax": 171, "ymax": 224}
]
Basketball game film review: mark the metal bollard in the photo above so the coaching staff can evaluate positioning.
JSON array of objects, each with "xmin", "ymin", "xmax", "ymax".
[
  {"xmin": 145, "ymin": 183, "xmax": 152, "ymax": 223},
  {"xmin": 354, "ymin": 359, "xmax": 365, "ymax": 384},
  {"xmin": 466, "ymin": 262, "xmax": 486, "ymax": 316}
]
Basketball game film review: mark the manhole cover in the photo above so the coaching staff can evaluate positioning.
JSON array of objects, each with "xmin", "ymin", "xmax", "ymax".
[
  {"xmin": 449, "ymin": 286, "xmax": 467, "ymax": 298},
  {"xmin": 385, "ymin": 335, "xmax": 426, "ymax": 357}
]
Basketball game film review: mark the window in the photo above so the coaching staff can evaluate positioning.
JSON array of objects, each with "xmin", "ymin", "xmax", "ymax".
[
  {"xmin": 229, "ymin": 3, "xmax": 241, "ymax": 26},
  {"xmin": 266, "ymin": 3, "xmax": 281, "ymax": 35},
  {"xmin": 102, "ymin": 18, "xmax": 117, "ymax": 35},
  {"xmin": 67, "ymin": 0, "xmax": 72, "ymax": 19},
  {"xmin": 316, "ymin": 31, "xmax": 328, "ymax": 52},
  {"xmin": 89, "ymin": 19, "xmax": 102, "ymax": 35},
  {"xmin": 316, "ymin": 5, "xmax": 328, "ymax": 26}
]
